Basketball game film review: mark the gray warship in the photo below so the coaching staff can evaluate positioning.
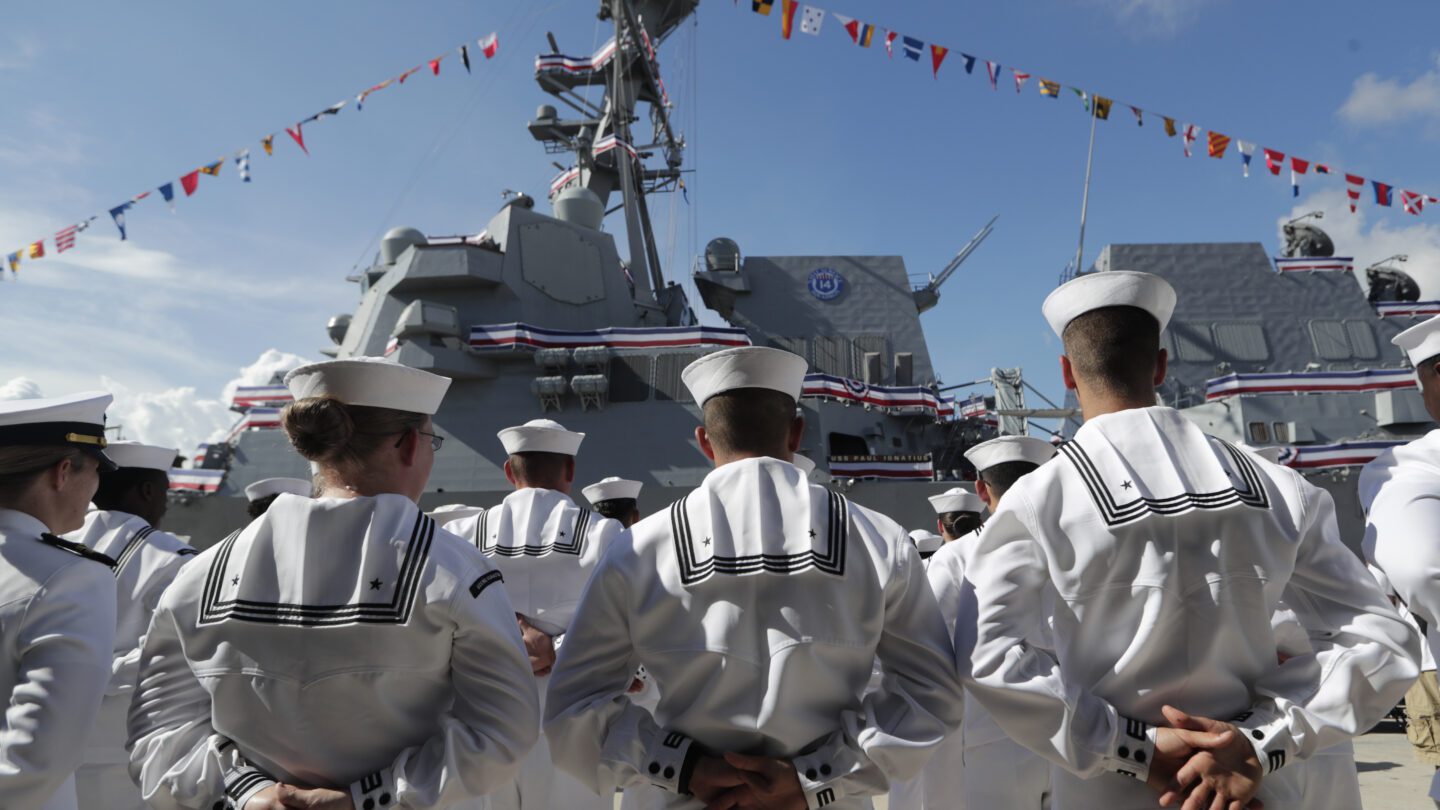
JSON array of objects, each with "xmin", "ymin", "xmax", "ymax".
[
  {"xmin": 164, "ymin": 0, "xmax": 1439, "ymax": 551},
  {"xmin": 164, "ymin": 0, "xmax": 1013, "ymax": 543}
]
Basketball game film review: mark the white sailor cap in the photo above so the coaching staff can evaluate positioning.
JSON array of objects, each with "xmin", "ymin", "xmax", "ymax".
[
  {"xmin": 909, "ymin": 529, "xmax": 944, "ymax": 555},
  {"xmin": 284, "ymin": 357, "xmax": 451, "ymax": 415},
  {"xmin": 964, "ymin": 436, "xmax": 1056, "ymax": 473},
  {"xmin": 1393, "ymin": 315, "xmax": 1440, "ymax": 367},
  {"xmin": 792, "ymin": 454, "xmax": 816, "ymax": 475},
  {"xmin": 0, "ymin": 391, "xmax": 115, "ymax": 469},
  {"xmin": 681, "ymin": 347, "xmax": 807, "ymax": 406},
  {"xmin": 1042, "ymin": 270, "xmax": 1177, "ymax": 339},
  {"xmin": 928, "ymin": 487, "xmax": 985, "ymax": 515},
  {"xmin": 426, "ymin": 503, "xmax": 485, "ymax": 521},
  {"xmin": 104, "ymin": 441, "xmax": 178, "ymax": 472},
  {"xmin": 498, "ymin": 418, "xmax": 585, "ymax": 456},
  {"xmin": 244, "ymin": 477, "xmax": 313, "ymax": 501},
  {"xmin": 582, "ymin": 477, "xmax": 643, "ymax": 505}
]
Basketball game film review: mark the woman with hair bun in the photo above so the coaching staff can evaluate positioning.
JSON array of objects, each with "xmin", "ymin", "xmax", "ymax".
[
  {"xmin": 0, "ymin": 392, "xmax": 119, "ymax": 810},
  {"xmin": 128, "ymin": 358, "xmax": 539, "ymax": 810}
]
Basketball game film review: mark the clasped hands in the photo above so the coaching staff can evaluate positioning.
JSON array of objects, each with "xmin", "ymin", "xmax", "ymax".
[
  {"xmin": 245, "ymin": 785, "xmax": 353, "ymax": 810},
  {"xmin": 688, "ymin": 751, "xmax": 810, "ymax": 810},
  {"xmin": 1147, "ymin": 705, "xmax": 1266, "ymax": 810}
]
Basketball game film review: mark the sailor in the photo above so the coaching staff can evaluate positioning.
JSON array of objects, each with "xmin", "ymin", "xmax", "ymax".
[
  {"xmin": 926, "ymin": 486, "xmax": 985, "ymax": 542},
  {"xmin": 242, "ymin": 476, "xmax": 312, "ymax": 518},
  {"xmin": 964, "ymin": 271, "xmax": 1420, "ymax": 809},
  {"xmin": 481, "ymin": 418, "xmax": 623, "ymax": 810},
  {"xmin": 0, "ymin": 392, "xmax": 119, "ymax": 810},
  {"xmin": 127, "ymin": 357, "xmax": 540, "ymax": 810},
  {"xmin": 895, "ymin": 436, "xmax": 1056, "ymax": 810},
  {"xmin": 1360, "ymin": 313, "xmax": 1440, "ymax": 806},
  {"xmin": 582, "ymin": 476, "xmax": 644, "ymax": 528},
  {"xmin": 908, "ymin": 529, "xmax": 943, "ymax": 561},
  {"xmin": 545, "ymin": 346, "xmax": 964, "ymax": 809},
  {"xmin": 429, "ymin": 501, "xmax": 486, "ymax": 533},
  {"xmin": 62, "ymin": 441, "xmax": 198, "ymax": 810}
]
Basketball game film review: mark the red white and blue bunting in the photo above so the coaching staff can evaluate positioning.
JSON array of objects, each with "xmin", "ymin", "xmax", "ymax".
[
  {"xmin": 1206, "ymin": 368, "xmax": 1415, "ymax": 400},
  {"xmin": 1275, "ymin": 441, "xmax": 1408, "ymax": 470},
  {"xmin": 1273, "ymin": 257, "xmax": 1355, "ymax": 274},
  {"xmin": 169, "ymin": 468, "xmax": 225, "ymax": 493},
  {"xmin": 231, "ymin": 385, "xmax": 293, "ymax": 409},
  {"xmin": 802, "ymin": 373, "xmax": 958, "ymax": 419},
  {"xmin": 467, "ymin": 323, "xmax": 752, "ymax": 350},
  {"xmin": 225, "ymin": 407, "xmax": 283, "ymax": 443},
  {"xmin": 1376, "ymin": 301, "xmax": 1440, "ymax": 318},
  {"xmin": 827, "ymin": 454, "xmax": 935, "ymax": 480},
  {"xmin": 535, "ymin": 37, "xmax": 619, "ymax": 77}
]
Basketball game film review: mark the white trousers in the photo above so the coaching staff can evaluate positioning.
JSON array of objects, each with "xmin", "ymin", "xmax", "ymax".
[
  {"xmin": 962, "ymin": 738, "xmax": 1050, "ymax": 810},
  {"xmin": 492, "ymin": 674, "xmax": 612, "ymax": 810},
  {"xmin": 1294, "ymin": 740, "xmax": 1362, "ymax": 809},
  {"xmin": 73, "ymin": 763, "xmax": 144, "ymax": 810}
]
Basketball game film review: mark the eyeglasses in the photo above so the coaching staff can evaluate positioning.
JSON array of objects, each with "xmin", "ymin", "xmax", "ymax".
[{"xmin": 395, "ymin": 430, "xmax": 445, "ymax": 452}]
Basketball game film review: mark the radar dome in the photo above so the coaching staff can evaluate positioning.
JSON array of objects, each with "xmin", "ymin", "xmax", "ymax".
[
  {"xmin": 326, "ymin": 313, "xmax": 352, "ymax": 346},
  {"xmin": 380, "ymin": 227, "xmax": 427, "ymax": 265},
  {"xmin": 554, "ymin": 187, "xmax": 604, "ymax": 230},
  {"xmin": 705, "ymin": 237, "xmax": 742, "ymax": 272}
]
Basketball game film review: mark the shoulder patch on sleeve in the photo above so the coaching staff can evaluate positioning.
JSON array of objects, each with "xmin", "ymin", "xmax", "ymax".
[
  {"xmin": 39, "ymin": 533, "xmax": 117, "ymax": 567},
  {"xmin": 469, "ymin": 570, "xmax": 504, "ymax": 599}
]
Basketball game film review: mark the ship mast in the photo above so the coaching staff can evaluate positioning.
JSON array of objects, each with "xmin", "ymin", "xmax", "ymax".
[{"xmin": 530, "ymin": 0, "xmax": 695, "ymax": 320}]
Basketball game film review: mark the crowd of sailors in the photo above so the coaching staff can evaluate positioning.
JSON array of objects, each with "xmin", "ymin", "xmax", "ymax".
[{"xmin": 4, "ymin": 270, "xmax": 1440, "ymax": 810}]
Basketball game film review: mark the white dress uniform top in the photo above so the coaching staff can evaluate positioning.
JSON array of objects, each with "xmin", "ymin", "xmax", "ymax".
[
  {"xmin": 0, "ymin": 392, "xmax": 119, "ymax": 810},
  {"xmin": 966, "ymin": 274, "xmax": 1421, "ymax": 809},
  {"xmin": 242, "ymin": 477, "xmax": 312, "ymax": 501},
  {"xmin": 1362, "ymin": 315, "xmax": 1440, "ymax": 665},
  {"xmin": 897, "ymin": 435, "xmax": 1059, "ymax": 810},
  {"xmin": 126, "ymin": 358, "xmax": 540, "ymax": 810},
  {"xmin": 63, "ymin": 442, "xmax": 198, "ymax": 810},
  {"xmin": 545, "ymin": 347, "xmax": 964, "ymax": 809},
  {"xmin": 483, "ymin": 419, "xmax": 622, "ymax": 810}
]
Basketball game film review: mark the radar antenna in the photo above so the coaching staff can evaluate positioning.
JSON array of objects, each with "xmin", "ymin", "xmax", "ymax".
[{"xmin": 528, "ymin": 0, "xmax": 697, "ymax": 323}]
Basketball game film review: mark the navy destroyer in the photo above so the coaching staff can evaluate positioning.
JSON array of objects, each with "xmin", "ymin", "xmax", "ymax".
[
  {"xmin": 164, "ymin": 0, "xmax": 1013, "ymax": 541},
  {"xmin": 164, "ymin": 1, "xmax": 1439, "ymax": 551}
]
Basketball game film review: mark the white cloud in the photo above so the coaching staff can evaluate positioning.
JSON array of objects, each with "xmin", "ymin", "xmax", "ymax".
[
  {"xmin": 1283, "ymin": 190, "xmax": 1440, "ymax": 298},
  {"xmin": 0, "ymin": 377, "xmax": 44, "ymax": 400},
  {"xmin": 0, "ymin": 349, "xmax": 311, "ymax": 460},
  {"xmin": 0, "ymin": 38, "xmax": 39, "ymax": 72},
  {"xmin": 1090, "ymin": 0, "xmax": 1216, "ymax": 36},
  {"xmin": 1338, "ymin": 56, "xmax": 1440, "ymax": 129}
]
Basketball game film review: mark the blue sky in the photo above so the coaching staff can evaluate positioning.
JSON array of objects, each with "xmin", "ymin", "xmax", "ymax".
[{"xmin": 2, "ymin": 0, "xmax": 1439, "ymax": 449}]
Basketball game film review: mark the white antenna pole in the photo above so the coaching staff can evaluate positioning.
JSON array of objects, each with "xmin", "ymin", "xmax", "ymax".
[{"xmin": 1072, "ymin": 102, "xmax": 1099, "ymax": 276}]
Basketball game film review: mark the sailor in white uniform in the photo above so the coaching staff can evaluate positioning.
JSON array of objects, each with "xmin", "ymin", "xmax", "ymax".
[
  {"xmin": 545, "ymin": 346, "xmax": 964, "ymax": 809},
  {"xmin": 62, "ymin": 441, "xmax": 198, "ymax": 810},
  {"xmin": 927, "ymin": 487, "xmax": 985, "ymax": 542},
  {"xmin": 908, "ymin": 529, "xmax": 943, "ymax": 562},
  {"xmin": 583, "ymin": 476, "xmax": 644, "ymax": 528},
  {"xmin": 965, "ymin": 271, "xmax": 1421, "ymax": 810},
  {"xmin": 0, "ymin": 392, "xmax": 119, "ymax": 810},
  {"xmin": 1360, "ymin": 314, "xmax": 1440, "ymax": 806},
  {"xmin": 894, "ymin": 437, "xmax": 1055, "ymax": 810},
  {"xmin": 430, "ymin": 502, "xmax": 486, "ymax": 532},
  {"xmin": 242, "ymin": 477, "xmax": 311, "ymax": 519},
  {"xmin": 127, "ymin": 358, "xmax": 539, "ymax": 810},
  {"xmin": 480, "ymin": 418, "xmax": 622, "ymax": 810}
]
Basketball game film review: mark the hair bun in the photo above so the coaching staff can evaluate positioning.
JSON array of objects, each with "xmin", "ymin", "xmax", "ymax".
[{"xmin": 282, "ymin": 397, "xmax": 356, "ymax": 462}]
